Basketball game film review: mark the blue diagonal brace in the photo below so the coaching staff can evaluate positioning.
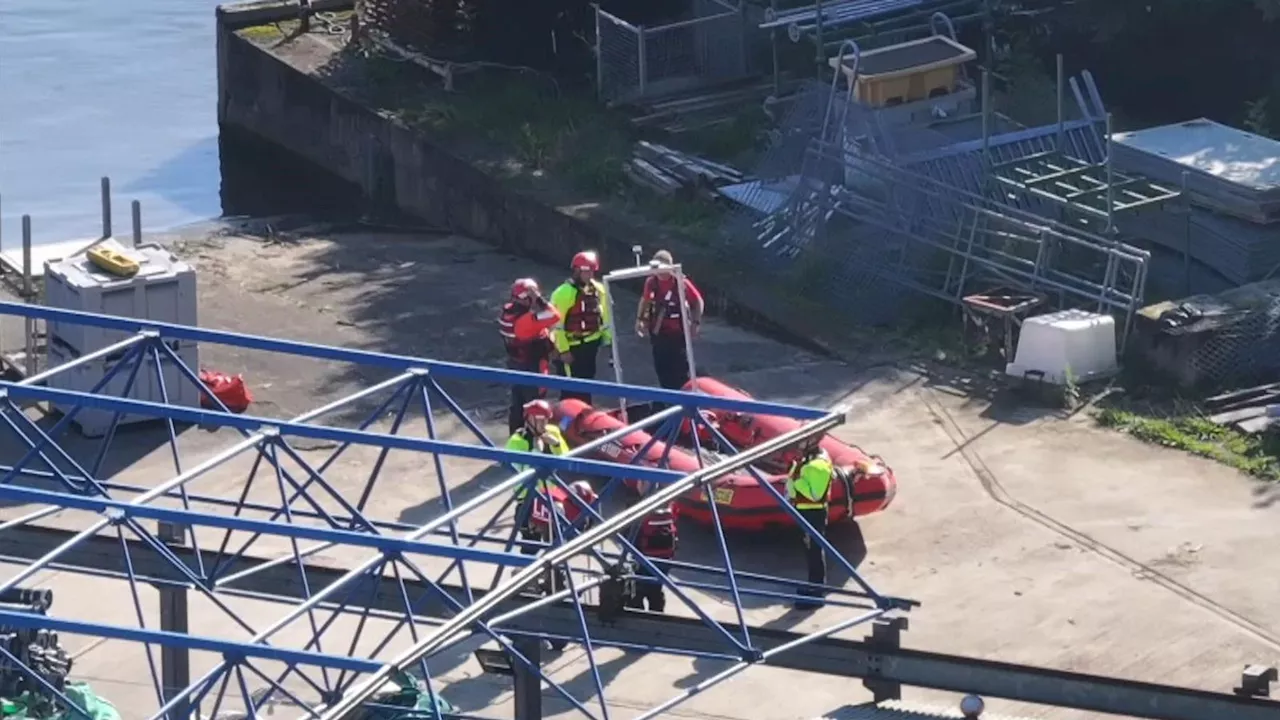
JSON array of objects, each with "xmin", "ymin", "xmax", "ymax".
[{"xmin": 0, "ymin": 382, "xmax": 684, "ymax": 484}]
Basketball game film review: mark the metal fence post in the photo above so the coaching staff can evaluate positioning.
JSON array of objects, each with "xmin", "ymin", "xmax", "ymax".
[
  {"xmin": 594, "ymin": 5, "xmax": 604, "ymax": 100},
  {"xmin": 100, "ymin": 177, "xmax": 112, "ymax": 239},
  {"xmin": 131, "ymin": 201, "xmax": 143, "ymax": 247},
  {"xmin": 512, "ymin": 636, "xmax": 542, "ymax": 720},
  {"xmin": 637, "ymin": 25, "xmax": 648, "ymax": 99}
]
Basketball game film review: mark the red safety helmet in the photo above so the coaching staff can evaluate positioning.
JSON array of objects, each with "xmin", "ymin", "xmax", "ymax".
[
  {"xmin": 571, "ymin": 251, "xmax": 600, "ymax": 272},
  {"xmin": 510, "ymin": 278, "xmax": 540, "ymax": 300},
  {"xmin": 570, "ymin": 480, "xmax": 597, "ymax": 504},
  {"xmin": 523, "ymin": 399, "xmax": 554, "ymax": 421}
]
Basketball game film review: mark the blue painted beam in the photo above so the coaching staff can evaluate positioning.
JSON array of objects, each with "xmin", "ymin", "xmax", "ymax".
[
  {"xmin": 0, "ymin": 483, "xmax": 533, "ymax": 567},
  {"xmin": 0, "ymin": 610, "xmax": 382, "ymax": 673},
  {"xmin": 0, "ymin": 383, "xmax": 685, "ymax": 484},
  {"xmin": 0, "ymin": 303, "xmax": 825, "ymax": 419}
]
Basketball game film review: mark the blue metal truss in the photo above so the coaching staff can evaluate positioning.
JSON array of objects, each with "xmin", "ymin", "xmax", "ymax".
[{"xmin": 0, "ymin": 301, "xmax": 910, "ymax": 720}]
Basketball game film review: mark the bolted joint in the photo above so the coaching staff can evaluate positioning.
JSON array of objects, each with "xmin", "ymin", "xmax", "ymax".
[
  {"xmin": 103, "ymin": 508, "xmax": 128, "ymax": 526},
  {"xmin": 259, "ymin": 426, "xmax": 281, "ymax": 440},
  {"xmin": 740, "ymin": 647, "xmax": 764, "ymax": 663},
  {"xmin": 138, "ymin": 329, "xmax": 161, "ymax": 340},
  {"xmin": 381, "ymin": 549, "xmax": 402, "ymax": 562},
  {"xmin": 408, "ymin": 367, "xmax": 430, "ymax": 378}
]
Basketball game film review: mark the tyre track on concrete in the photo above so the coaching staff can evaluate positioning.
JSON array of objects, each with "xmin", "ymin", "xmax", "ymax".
[{"xmin": 919, "ymin": 386, "xmax": 1280, "ymax": 653}]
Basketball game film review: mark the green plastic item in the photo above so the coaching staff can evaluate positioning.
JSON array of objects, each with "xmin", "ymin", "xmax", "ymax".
[{"xmin": 59, "ymin": 682, "xmax": 121, "ymax": 720}]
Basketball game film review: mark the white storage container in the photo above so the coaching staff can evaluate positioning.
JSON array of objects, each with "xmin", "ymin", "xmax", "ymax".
[
  {"xmin": 45, "ymin": 330, "xmax": 202, "ymax": 437},
  {"xmin": 43, "ymin": 241, "xmax": 198, "ymax": 356},
  {"xmin": 1005, "ymin": 309, "xmax": 1119, "ymax": 385}
]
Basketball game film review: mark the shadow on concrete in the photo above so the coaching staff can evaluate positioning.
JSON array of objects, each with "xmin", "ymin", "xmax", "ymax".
[
  {"xmin": 919, "ymin": 361, "xmax": 1067, "ymax": 427},
  {"xmin": 397, "ymin": 464, "xmax": 515, "ymax": 526}
]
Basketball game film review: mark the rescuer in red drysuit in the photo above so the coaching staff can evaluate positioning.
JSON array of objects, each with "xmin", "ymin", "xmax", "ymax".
[
  {"xmin": 498, "ymin": 278, "xmax": 562, "ymax": 433},
  {"xmin": 626, "ymin": 502, "xmax": 679, "ymax": 613},
  {"xmin": 635, "ymin": 249, "xmax": 703, "ymax": 391}
]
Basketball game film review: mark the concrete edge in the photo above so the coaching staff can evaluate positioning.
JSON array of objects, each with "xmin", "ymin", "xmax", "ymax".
[{"xmin": 216, "ymin": 0, "xmax": 353, "ymax": 31}]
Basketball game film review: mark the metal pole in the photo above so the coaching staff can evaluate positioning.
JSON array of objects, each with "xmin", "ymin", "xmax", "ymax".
[
  {"xmin": 317, "ymin": 411, "xmax": 845, "ymax": 720},
  {"xmin": 637, "ymin": 26, "xmax": 648, "ymax": 99},
  {"xmin": 595, "ymin": 5, "xmax": 604, "ymax": 100},
  {"xmin": 673, "ymin": 266, "xmax": 698, "ymax": 387},
  {"xmin": 1182, "ymin": 170, "xmax": 1191, "ymax": 295},
  {"xmin": 100, "ymin": 177, "xmax": 112, "ymax": 239},
  {"xmin": 980, "ymin": 70, "xmax": 991, "ymax": 174},
  {"xmin": 158, "ymin": 522, "xmax": 190, "ymax": 720},
  {"xmin": 1055, "ymin": 54, "xmax": 1065, "ymax": 152},
  {"xmin": 131, "ymin": 201, "xmax": 142, "ymax": 247},
  {"xmin": 602, "ymin": 273, "xmax": 627, "ymax": 417},
  {"xmin": 21, "ymin": 216, "xmax": 35, "ymax": 379},
  {"xmin": 1105, "ymin": 112, "xmax": 1115, "ymax": 233},
  {"xmin": 512, "ymin": 636, "xmax": 542, "ymax": 720}
]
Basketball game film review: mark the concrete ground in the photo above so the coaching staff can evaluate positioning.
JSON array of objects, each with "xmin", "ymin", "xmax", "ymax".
[{"xmin": 0, "ymin": 226, "xmax": 1276, "ymax": 719}]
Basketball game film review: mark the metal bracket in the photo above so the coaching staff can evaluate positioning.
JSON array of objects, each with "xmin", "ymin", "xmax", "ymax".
[{"xmin": 1236, "ymin": 665, "xmax": 1278, "ymax": 698}]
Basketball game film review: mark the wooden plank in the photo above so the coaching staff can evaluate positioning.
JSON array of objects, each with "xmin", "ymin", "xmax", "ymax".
[{"xmin": 1208, "ymin": 405, "xmax": 1270, "ymax": 425}]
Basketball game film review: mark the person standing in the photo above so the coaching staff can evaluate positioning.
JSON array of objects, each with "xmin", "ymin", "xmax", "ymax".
[
  {"xmin": 498, "ymin": 278, "xmax": 561, "ymax": 433},
  {"xmin": 786, "ymin": 436, "xmax": 834, "ymax": 610},
  {"xmin": 635, "ymin": 250, "xmax": 704, "ymax": 390},
  {"xmin": 626, "ymin": 501, "xmax": 679, "ymax": 613},
  {"xmin": 550, "ymin": 251, "xmax": 612, "ymax": 403},
  {"xmin": 506, "ymin": 400, "xmax": 569, "ymax": 556}
]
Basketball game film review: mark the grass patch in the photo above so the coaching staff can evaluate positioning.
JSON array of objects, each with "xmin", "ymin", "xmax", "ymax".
[{"xmin": 1095, "ymin": 408, "xmax": 1280, "ymax": 480}]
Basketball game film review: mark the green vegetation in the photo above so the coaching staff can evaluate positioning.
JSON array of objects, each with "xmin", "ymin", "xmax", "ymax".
[{"xmin": 1095, "ymin": 407, "xmax": 1280, "ymax": 480}]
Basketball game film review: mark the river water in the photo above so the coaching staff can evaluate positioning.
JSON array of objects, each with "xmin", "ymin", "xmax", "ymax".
[{"xmin": 0, "ymin": 0, "xmax": 227, "ymax": 248}]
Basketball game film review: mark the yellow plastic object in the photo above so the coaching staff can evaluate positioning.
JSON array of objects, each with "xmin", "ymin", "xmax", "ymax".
[{"xmin": 86, "ymin": 246, "xmax": 140, "ymax": 278}]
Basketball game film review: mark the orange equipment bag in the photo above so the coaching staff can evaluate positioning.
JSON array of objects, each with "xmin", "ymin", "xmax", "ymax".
[{"xmin": 199, "ymin": 369, "xmax": 253, "ymax": 414}]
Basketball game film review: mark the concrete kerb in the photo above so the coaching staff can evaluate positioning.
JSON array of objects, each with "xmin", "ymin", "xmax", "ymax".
[{"xmin": 213, "ymin": 0, "xmax": 883, "ymax": 364}]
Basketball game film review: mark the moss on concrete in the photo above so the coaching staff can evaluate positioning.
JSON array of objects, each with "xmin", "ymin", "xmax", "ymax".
[{"xmin": 1094, "ymin": 407, "xmax": 1280, "ymax": 480}]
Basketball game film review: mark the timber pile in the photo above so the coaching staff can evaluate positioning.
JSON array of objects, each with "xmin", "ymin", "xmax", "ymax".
[
  {"xmin": 624, "ymin": 141, "xmax": 744, "ymax": 199},
  {"xmin": 1204, "ymin": 382, "xmax": 1280, "ymax": 434}
]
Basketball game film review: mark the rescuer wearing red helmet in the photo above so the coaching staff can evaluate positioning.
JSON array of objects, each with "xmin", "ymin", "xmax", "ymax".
[
  {"xmin": 549, "ymin": 251, "xmax": 612, "ymax": 403},
  {"xmin": 498, "ymin": 278, "xmax": 562, "ymax": 433},
  {"xmin": 635, "ymin": 249, "xmax": 704, "ymax": 390},
  {"xmin": 626, "ymin": 500, "xmax": 679, "ymax": 613},
  {"xmin": 506, "ymin": 399, "xmax": 570, "ymax": 556}
]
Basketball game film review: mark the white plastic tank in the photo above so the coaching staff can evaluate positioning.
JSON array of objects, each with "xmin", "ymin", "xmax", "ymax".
[
  {"xmin": 42, "ymin": 240, "xmax": 200, "ymax": 436},
  {"xmin": 1005, "ymin": 309, "xmax": 1118, "ymax": 385}
]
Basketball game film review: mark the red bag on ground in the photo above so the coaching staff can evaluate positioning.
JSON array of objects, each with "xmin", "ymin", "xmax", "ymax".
[{"xmin": 199, "ymin": 369, "xmax": 253, "ymax": 414}]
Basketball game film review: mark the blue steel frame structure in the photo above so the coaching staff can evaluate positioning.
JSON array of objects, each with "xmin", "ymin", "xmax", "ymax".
[{"xmin": 0, "ymin": 301, "xmax": 910, "ymax": 720}]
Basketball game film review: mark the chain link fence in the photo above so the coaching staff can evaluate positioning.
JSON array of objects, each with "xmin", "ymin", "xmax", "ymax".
[{"xmin": 596, "ymin": 0, "xmax": 749, "ymax": 104}]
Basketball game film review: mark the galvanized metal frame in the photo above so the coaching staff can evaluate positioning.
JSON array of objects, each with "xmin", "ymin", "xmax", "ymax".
[
  {"xmin": 601, "ymin": 262, "xmax": 699, "ymax": 415},
  {"xmin": 0, "ymin": 301, "xmax": 908, "ymax": 719}
]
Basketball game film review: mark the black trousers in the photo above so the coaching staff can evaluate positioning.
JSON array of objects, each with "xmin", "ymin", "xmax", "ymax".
[
  {"xmin": 651, "ymin": 332, "xmax": 690, "ymax": 390},
  {"xmin": 798, "ymin": 508, "xmax": 829, "ymax": 592},
  {"xmin": 554, "ymin": 338, "xmax": 602, "ymax": 403},
  {"xmin": 626, "ymin": 559, "xmax": 668, "ymax": 612}
]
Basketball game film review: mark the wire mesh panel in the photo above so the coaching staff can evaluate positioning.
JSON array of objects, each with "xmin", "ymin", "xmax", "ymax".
[
  {"xmin": 642, "ymin": 0, "xmax": 747, "ymax": 96},
  {"xmin": 597, "ymin": 8, "xmax": 642, "ymax": 102}
]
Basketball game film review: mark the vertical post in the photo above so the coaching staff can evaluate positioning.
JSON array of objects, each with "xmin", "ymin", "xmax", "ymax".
[
  {"xmin": 157, "ymin": 522, "xmax": 190, "ymax": 720},
  {"xmin": 980, "ymin": 70, "xmax": 991, "ymax": 173},
  {"xmin": 637, "ymin": 26, "xmax": 648, "ymax": 99},
  {"xmin": 131, "ymin": 200, "xmax": 143, "ymax": 247},
  {"xmin": 21, "ymin": 216, "xmax": 35, "ymax": 379},
  {"xmin": 814, "ymin": 0, "xmax": 824, "ymax": 66},
  {"xmin": 1055, "ymin": 54, "xmax": 1065, "ymax": 152},
  {"xmin": 594, "ymin": 5, "xmax": 604, "ymax": 100},
  {"xmin": 100, "ymin": 177, "xmax": 112, "ymax": 239},
  {"xmin": 1105, "ymin": 112, "xmax": 1115, "ymax": 233},
  {"xmin": 770, "ymin": 0, "xmax": 780, "ymax": 95},
  {"xmin": 299, "ymin": 0, "xmax": 312, "ymax": 32},
  {"xmin": 512, "ymin": 636, "xmax": 542, "ymax": 720},
  {"xmin": 674, "ymin": 265, "xmax": 698, "ymax": 388},
  {"xmin": 1182, "ymin": 170, "xmax": 1192, "ymax": 295}
]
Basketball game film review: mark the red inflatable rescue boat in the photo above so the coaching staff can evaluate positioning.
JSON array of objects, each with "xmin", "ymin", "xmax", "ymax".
[{"xmin": 554, "ymin": 380, "xmax": 896, "ymax": 531}]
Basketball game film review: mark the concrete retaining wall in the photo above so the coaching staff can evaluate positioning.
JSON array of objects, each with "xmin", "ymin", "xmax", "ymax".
[{"xmin": 215, "ymin": 0, "xmax": 842, "ymax": 358}]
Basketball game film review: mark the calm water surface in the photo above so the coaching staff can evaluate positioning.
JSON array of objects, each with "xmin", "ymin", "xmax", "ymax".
[{"xmin": 0, "ymin": 0, "xmax": 224, "ymax": 246}]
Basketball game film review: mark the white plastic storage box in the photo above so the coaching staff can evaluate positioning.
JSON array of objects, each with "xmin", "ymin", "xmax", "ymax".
[
  {"xmin": 43, "ymin": 241, "xmax": 198, "ymax": 357},
  {"xmin": 45, "ymin": 339, "xmax": 202, "ymax": 437},
  {"xmin": 1005, "ymin": 309, "xmax": 1119, "ymax": 385}
]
